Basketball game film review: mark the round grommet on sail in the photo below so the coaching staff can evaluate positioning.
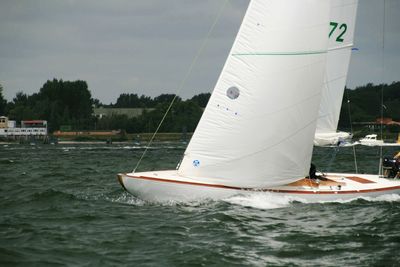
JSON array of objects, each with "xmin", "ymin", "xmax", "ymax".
[{"xmin": 226, "ymin": 86, "xmax": 240, "ymax": 100}]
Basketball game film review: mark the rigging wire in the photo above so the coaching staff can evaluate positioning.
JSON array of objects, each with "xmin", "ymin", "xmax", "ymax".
[
  {"xmin": 346, "ymin": 90, "xmax": 358, "ymax": 173},
  {"xmin": 133, "ymin": 0, "xmax": 231, "ymax": 173},
  {"xmin": 378, "ymin": 0, "xmax": 386, "ymax": 176},
  {"xmin": 327, "ymin": 146, "xmax": 339, "ymax": 172}
]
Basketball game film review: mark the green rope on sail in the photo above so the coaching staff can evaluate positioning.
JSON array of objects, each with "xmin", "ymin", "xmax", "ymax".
[
  {"xmin": 231, "ymin": 50, "xmax": 327, "ymax": 56},
  {"xmin": 133, "ymin": 0, "xmax": 231, "ymax": 173}
]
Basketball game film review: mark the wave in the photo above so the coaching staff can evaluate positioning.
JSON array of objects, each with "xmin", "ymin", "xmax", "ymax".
[
  {"xmin": 106, "ymin": 192, "xmax": 146, "ymax": 206},
  {"xmin": 27, "ymin": 189, "xmax": 78, "ymax": 204},
  {"xmin": 0, "ymin": 159, "xmax": 15, "ymax": 164},
  {"xmin": 352, "ymin": 193, "xmax": 400, "ymax": 202},
  {"xmin": 224, "ymin": 192, "xmax": 299, "ymax": 210},
  {"xmin": 223, "ymin": 191, "xmax": 400, "ymax": 210}
]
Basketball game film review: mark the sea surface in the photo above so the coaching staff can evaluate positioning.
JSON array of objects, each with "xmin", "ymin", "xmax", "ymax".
[{"xmin": 1, "ymin": 142, "xmax": 400, "ymax": 266}]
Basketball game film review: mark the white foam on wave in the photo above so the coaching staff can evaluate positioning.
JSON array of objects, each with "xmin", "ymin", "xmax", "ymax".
[
  {"xmin": 357, "ymin": 194, "xmax": 400, "ymax": 202},
  {"xmin": 122, "ymin": 146, "xmax": 142, "ymax": 149},
  {"xmin": 224, "ymin": 192, "xmax": 307, "ymax": 210},
  {"xmin": 305, "ymin": 194, "xmax": 400, "ymax": 204},
  {"xmin": 108, "ymin": 193, "xmax": 146, "ymax": 206},
  {"xmin": 224, "ymin": 192, "xmax": 400, "ymax": 210}
]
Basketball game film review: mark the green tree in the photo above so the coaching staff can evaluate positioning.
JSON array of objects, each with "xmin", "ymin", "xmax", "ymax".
[
  {"xmin": 153, "ymin": 94, "xmax": 181, "ymax": 105},
  {"xmin": 113, "ymin": 93, "xmax": 155, "ymax": 108},
  {"xmin": 7, "ymin": 92, "xmax": 37, "ymax": 122},
  {"xmin": 190, "ymin": 93, "xmax": 211, "ymax": 108},
  {"xmin": 338, "ymin": 82, "xmax": 400, "ymax": 131},
  {"xmin": 7, "ymin": 79, "xmax": 95, "ymax": 131},
  {"xmin": 36, "ymin": 79, "xmax": 94, "ymax": 130}
]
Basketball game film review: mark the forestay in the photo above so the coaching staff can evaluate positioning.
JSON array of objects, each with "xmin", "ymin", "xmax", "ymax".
[
  {"xmin": 179, "ymin": 0, "xmax": 330, "ymax": 187},
  {"xmin": 316, "ymin": 0, "xmax": 358, "ymax": 135}
]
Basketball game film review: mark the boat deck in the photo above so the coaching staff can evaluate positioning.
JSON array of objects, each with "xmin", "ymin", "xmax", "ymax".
[{"xmin": 271, "ymin": 173, "xmax": 400, "ymax": 194}]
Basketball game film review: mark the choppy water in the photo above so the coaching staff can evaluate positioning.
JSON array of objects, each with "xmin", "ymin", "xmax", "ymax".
[{"xmin": 1, "ymin": 142, "xmax": 400, "ymax": 266}]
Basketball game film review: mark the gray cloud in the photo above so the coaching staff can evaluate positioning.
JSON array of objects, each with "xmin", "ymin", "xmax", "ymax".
[
  {"xmin": 348, "ymin": 0, "xmax": 400, "ymax": 88},
  {"xmin": 0, "ymin": 0, "xmax": 398, "ymax": 104}
]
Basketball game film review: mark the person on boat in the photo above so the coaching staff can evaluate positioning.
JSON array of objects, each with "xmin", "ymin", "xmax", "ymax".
[
  {"xmin": 308, "ymin": 163, "xmax": 327, "ymax": 181},
  {"xmin": 309, "ymin": 163, "xmax": 317, "ymax": 179},
  {"xmin": 383, "ymin": 152, "xmax": 400, "ymax": 178}
]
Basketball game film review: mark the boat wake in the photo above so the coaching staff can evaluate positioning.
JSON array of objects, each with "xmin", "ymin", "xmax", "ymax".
[
  {"xmin": 106, "ymin": 192, "xmax": 146, "ymax": 206},
  {"xmin": 223, "ymin": 192, "xmax": 400, "ymax": 210},
  {"xmin": 224, "ymin": 192, "xmax": 301, "ymax": 210},
  {"xmin": 107, "ymin": 190, "xmax": 400, "ymax": 209},
  {"xmin": 354, "ymin": 193, "xmax": 400, "ymax": 203}
]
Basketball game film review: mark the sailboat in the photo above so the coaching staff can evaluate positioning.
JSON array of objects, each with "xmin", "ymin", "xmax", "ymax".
[
  {"xmin": 314, "ymin": 0, "xmax": 357, "ymax": 146},
  {"xmin": 118, "ymin": 0, "xmax": 400, "ymax": 202}
]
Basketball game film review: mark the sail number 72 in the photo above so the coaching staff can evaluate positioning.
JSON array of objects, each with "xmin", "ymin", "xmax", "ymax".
[{"xmin": 329, "ymin": 22, "xmax": 347, "ymax": 42}]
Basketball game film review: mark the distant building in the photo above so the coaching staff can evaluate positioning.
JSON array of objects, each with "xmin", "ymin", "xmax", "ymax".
[
  {"xmin": 8, "ymin": 120, "xmax": 16, "ymax": 128},
  {"xmin": 93, "ymin": 107, "xmax": 155, "ymax": 119},
  {"xmin": 21, "ymin": 120, "xmax": 48, "ymax": 128},
  {"xmin": 0, "ymin": 116, "xmax": 7, "ymax": 128},
  {"xmin": 353, "ymin": 118, "xmax": 400, "ymax": 130},
  {"xmin": 375, "ymin": 118, "xmax": 400, "ymax": 126},
  {"xmin": 0, "ymin": 117, "xmax": 48, "ymax": 137},
  {"xmin": 53, "ymin": 129, "xmax": 122, "ymax": 137}
]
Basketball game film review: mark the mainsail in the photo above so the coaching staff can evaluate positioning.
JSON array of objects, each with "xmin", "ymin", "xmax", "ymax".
[
  {"xmin": 315, "ymin": 0, "xmax": 358, "ymax": 143},
  {"xmin": 178, "ymin": 0, "xmax": 330, "ymax": 187}
]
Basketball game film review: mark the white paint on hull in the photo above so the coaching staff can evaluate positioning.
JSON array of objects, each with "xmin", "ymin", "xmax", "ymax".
[{"xmin": 118, "ymin": 171, "xmax": 400, "ymax": 203}]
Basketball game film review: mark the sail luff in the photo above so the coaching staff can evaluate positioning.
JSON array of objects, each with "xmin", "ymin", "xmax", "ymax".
[{"xmin": 179, "ymin": 0, "xmax": 331, "ymax": 187}]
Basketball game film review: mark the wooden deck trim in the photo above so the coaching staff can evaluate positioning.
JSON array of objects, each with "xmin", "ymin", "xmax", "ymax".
[{"xmin": 286, "ymin": 178, "xmax": 346, "ymax": 187}]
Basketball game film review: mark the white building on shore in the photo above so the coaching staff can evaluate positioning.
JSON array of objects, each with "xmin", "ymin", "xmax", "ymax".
[{"xmin": 0, "ymin": 116, "xmax": 48, "ymax": 137}]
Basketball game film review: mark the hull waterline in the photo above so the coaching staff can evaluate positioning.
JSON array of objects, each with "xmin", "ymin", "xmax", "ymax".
[{"xmin": 118, "ymin": 171, "xmax": 400, "ymax": 203}]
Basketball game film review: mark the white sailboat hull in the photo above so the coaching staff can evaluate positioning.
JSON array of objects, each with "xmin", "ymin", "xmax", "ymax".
[
  {"xmin": 359, "ymin": 140, "xmax": 385, "ymax": 146},
  {"xmin": 118, "ymin": 171, "xmax": 400, "ymax": 203},
  {"xmin": 314, "ymin": 131, "xmax": 352, "ymax": 146}
]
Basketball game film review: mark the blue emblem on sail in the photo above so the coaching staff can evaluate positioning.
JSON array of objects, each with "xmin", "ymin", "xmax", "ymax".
[{"xmin": 193, "ymin": 160, "xmax": 200, "ymax": 167}]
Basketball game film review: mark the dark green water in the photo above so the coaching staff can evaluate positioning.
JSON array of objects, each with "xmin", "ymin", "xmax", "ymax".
[{"xmin": 1, "ymin": 143, "xmax": 400, "ymax": 266}]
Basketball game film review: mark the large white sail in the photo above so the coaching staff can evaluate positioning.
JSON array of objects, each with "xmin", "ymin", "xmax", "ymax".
[
  {"xmin": 178, "ymin": 0, "xmax": 330, "ymax": 187},
  {"xmin": 315, "ymin": 0, "xmax": 358, "ymax": 144}
]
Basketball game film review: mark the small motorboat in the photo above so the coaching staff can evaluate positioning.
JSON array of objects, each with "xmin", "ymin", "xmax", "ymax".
[{"xmin": 359, "ymin": 134, "xmax": 384, "ymax": 146}]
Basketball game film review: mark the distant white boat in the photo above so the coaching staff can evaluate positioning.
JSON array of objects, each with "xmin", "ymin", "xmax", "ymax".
[
  {"xmin": 118, "ymin": 0, "xmax": 400, "ymax": 202},
  {"xmin": 359, "ymin": 134, "xmax": 384, "ymax": 146}
]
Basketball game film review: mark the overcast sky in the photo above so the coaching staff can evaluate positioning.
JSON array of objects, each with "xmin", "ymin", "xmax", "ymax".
[{"xmin": 0, "ymin": 0, "xmax": 399, "ymax": 104}]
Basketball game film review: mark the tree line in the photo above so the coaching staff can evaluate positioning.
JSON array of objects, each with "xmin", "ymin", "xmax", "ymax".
[
  {"xmin": 1, "ymin": 79, "xmax": 210, "ymax": 133},
  {"xmin": 338, "ymin": 81, "xmax": 400, "ymax": 129},
  {"xmin": 1, "ymin": 79, "xmax": 399, "ymax": 133},
  {"xmin": 3, "ymin": 79, "xmax": 94, "ymax": 132}
]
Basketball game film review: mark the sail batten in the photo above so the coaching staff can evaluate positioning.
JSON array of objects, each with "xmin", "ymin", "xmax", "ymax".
[{"xmin": 179, "ymin": 0, "xmax": 330, "ymax": 187}]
